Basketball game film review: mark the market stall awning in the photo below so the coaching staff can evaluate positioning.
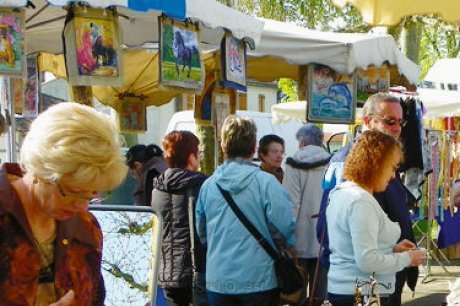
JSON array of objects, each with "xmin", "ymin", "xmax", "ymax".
[
  {"xmin": 333, "ymin": 0, "xmax": 460, "ymax": 26},
  {"xmin": 247, "ymin": 19, "xmax": 420, "ymax": 85},
  {"xmin": 4, "ymin": 0, "xmax": 263, "ymax": 54},
  {"xmin": 39, "ymin": 51, "xmax": 218, "ymax": 108}
]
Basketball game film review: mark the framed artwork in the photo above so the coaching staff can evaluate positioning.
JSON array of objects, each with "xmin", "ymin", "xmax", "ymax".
[
  {"xmin": 23, "ymin": 54, "xmax": 40, "ymax": 118},
  {"xmin": 306, "ymin": 63, "xmax": 357, "ymax": 124},
  {"xmin": 64, "ymin": 6, "xmax": 123, "ymax": 86},
  {"xmin": 70, "ymin": 86, "xmax": 93, "ymax": 106},
  {"xmin": 11, "ymin": 77, "xmax": 23, "ymax": 114},
  {"xmin": 221, "ymin": 32, "xmax": 246, "ymax": 91},
  {"xmin": 0, "ymin": 9, "xmax": 25, "ymax": 77},
  {"xmin": 118, "ymin": 97, "xmax": 146, "ymax": 133},
  {"xmin": 357, "ymin": 64, "xmax": 390, "ymax": 102},
  {"xmin": 159, "ymin": 16, "xmax": 204, "ymax": 91},
  {"xmin": 212, "ymin": 92, "xmax": 230, "ymax": 141}
]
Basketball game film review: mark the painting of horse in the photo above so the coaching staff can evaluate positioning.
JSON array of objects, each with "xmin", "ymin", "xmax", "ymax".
[
  {"xmin": 159, "ymin": 18, "xmax": 204, "ymax": 90},
  {"xmin": 174, "ymin": 31, "xmax": 199, "ymax": 78}
]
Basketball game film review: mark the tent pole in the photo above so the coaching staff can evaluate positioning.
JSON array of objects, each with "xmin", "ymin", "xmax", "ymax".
[{"xmin": 5, "ymin": 77, "xmax": 17, "ymax": 162}]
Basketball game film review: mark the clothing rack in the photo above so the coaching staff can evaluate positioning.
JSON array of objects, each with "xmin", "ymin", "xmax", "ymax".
[{"xmin": 413, "ymin": 129, "xmax": 458, "ymax": 282}]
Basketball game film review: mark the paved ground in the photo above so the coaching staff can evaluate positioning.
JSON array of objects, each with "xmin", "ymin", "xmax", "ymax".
[{"xmin": 402, "ymin": 260, "xmax": 460, "ymax": 305}]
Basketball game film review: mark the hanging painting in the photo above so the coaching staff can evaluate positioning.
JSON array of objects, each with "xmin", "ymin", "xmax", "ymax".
[
  {"xmin": 118, "ymin": 97, "xmax": 146, "ymax": 133},
  {"xmin": 23, "ymin": 54, "xmax": 40, "ymax": 118},
  {"xmin": 64, "ymin": 6, "xmax": 123, "ymax": 86},
  {"xmin": 221, "ymin": 31, "xmax": 246, "ymax": 91},
  {"xmin": 11, "ymin": 77, "xmax": 23, "ymax": 114},
  {"xmin": 159, "ymin": 16, "xmax": 204, "ymax": 91},
  {"xmin": 0, "ymin": 8, "xmax": 25, "ymax": 77},
  {"xmin": 306, "ymin": 63, "xmax": 357, "ymax": 124},
  {"xmin": 357, "ymin": 64, "xmax": 390, "ymax": 102}
]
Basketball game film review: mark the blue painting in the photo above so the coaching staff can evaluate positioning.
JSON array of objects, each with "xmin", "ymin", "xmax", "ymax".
[{"xmin": 307, "ymin": 63, "xmax": 356, "ymax": 124}]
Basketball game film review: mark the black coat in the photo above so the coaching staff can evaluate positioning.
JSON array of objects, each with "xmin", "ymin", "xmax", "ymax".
[{"xmin": 151, "ymin": 168, "xmax": 207, "ymax": 288}]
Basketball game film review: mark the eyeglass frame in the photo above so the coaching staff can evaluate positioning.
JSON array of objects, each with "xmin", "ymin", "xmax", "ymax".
[
  {"xmin": 56, "ymin": 183, "xmax": 107, "ymax": 204},
  {"xmin": 369, "ymin": 114, "xmax": 407, "ymax": 128}
]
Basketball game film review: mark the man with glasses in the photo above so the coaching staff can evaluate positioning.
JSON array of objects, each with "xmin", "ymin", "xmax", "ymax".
[{"xmin": 317, "ymin": 92, "xmax": 418, "ymax": 306}]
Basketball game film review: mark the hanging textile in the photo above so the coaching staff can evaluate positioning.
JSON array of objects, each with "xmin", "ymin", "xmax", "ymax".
[{"xmin": 400, "ymin": 97, "xmax": 432, "ymax": 201}]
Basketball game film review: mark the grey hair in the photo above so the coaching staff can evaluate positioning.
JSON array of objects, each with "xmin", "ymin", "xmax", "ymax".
[
  {"xmin": 296, "ymin": 124, "xmax": 324, "ymax": 147},
  {"xmin": 362, "ymin": 92, "xmax": 400, "ymax": 117}
]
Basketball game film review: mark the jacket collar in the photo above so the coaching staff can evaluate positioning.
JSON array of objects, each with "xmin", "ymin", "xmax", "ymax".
[{"xmin": 0, "ymin": 163, "xmax": 99, "ymax": 249}]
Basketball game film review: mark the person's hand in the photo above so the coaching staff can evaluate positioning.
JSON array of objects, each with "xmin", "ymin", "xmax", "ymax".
[
  {"xmin": 49, "ymin": 290, "xmax": 74, "ymax": 306},
  {"xmin": 393, "ymin": 239, "xmax": 416, "ymax": 253},
  {"xmin": 409, "ymin": 249, "xmax": 427, "ymax": 267}
]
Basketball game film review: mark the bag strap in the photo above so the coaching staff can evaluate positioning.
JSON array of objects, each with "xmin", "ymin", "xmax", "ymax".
[{"xmin": 216, "ymin": 183, "xmax": 280, "ymax": 260}]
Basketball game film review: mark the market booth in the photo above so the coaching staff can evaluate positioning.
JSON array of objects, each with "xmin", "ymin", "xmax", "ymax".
[{"xmin": 0, "ymin": 1, "xmax": 264, "ymax": 304}]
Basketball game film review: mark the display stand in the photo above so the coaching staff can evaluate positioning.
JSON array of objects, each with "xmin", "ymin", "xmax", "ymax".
[{"xmin": 413, "ymin": 216, "xmax": 451, "ymax": 283}]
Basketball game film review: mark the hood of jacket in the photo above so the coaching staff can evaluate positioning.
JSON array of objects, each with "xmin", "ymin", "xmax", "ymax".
[
  {"xmin": 286, "ymin": 145, "xmax": 331, "ymax": 170},
  {"xmin": 213, "ymin": 159, "xmax": 259, "ymax": 193},
  {"xmin": 153, "ymin": 167, "xmax": 207, "ymax": 192}
]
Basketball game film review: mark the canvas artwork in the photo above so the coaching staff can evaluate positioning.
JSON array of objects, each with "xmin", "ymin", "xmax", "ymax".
[
  {"xmin": 159, "ymin": 17, "xmax": 204, "ymax": 91},
  {"xmin": 307, "ymin": 63, "xmax": 356, "ymax": 124},
  {"xmin": 11, "ymin": 78, "xmax": 23, "ymax": 114},
  {"xmin": 222, "ymin": 32, "xmax": 246, "ymax": 90},
  {"xmin": 119, "ymin": 98, "xmax": 146, "ymax": 133},
  {"xmin": 357, "ymin": 65, "xmax": 390, "ymax": 102},
  {"xmin": 65, "ymin": 6, "xmax": 123, "ymax": 86},
  {"xmin": 23, "ymin": 54, "xmax": 40, "ymax": 118},
  {"xmin": 0, "ymin": 9, "xmax": 25, "ymax": 76}
]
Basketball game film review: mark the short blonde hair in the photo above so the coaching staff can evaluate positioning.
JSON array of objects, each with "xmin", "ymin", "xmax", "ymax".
[
  {"xmin": 221, "ymin": 115, "xmax": 257, "ymax": 159},
  {"xmin": 343, "ymin": 130, "xmax": 403, "ymax": 187},
  {"xmin": 20, "ymin": 102, "xmax": 127, "ymax": 191}
]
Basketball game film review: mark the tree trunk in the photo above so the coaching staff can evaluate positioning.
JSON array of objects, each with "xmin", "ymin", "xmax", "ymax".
[{"xmin": 400, "ymin": 19, "xmax": 422, "ymax": 65}]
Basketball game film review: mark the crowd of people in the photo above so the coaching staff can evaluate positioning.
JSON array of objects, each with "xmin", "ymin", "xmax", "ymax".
[{"xmin": 0, "ymin": 93, "xmax": 429, "ymax": 306}]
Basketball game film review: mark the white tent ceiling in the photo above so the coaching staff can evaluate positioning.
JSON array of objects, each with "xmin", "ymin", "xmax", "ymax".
[
  {"xmin": 3, "ymin": 0, "xmax": 264, "ymax": 54},
  {"xmin": 249, "ymin": 18, "xmax": 420, "ymax": 85}
]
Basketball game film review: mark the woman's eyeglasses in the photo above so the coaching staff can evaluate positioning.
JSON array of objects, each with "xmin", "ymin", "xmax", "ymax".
[
  {"xmin": 371, "ymin": 114, "xmax": 407, "ymax": 128},
  {"xmin": 56, "ymin": 183, "xmax": 106, "ymax": 204}
]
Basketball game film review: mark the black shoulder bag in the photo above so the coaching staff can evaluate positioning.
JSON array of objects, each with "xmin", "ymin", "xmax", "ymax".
[{"xmin": 216, "ymin": 183, "xmax": 304, "ymax": 303}]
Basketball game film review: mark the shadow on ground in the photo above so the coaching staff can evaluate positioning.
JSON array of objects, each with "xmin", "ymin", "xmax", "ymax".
[{"xmin": 403, "ymin": 292, "xmax": 446, "ymax": 305}]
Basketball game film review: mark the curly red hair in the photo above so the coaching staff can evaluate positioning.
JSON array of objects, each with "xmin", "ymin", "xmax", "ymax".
[{"xmin": 343, "ymin": 130, "xmax": 404, "ymax": 187}]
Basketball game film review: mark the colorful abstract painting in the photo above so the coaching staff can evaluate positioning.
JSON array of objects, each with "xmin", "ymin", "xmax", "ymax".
[
  {"xmin": 119, "ymin": 98, "xmax": 146, "ymax": 133},
  {"xmin": 0, "ymin": 9, "xmax": 25, "ymax": 76},
  {"xmin": 222, "ymin": 32, "xmax": 246, "ymax": 90}
]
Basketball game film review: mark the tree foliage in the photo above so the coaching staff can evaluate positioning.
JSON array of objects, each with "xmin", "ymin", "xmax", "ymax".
[{"xmin": 419, "ymin": 17, "xmax": 460, "ymax": 78}]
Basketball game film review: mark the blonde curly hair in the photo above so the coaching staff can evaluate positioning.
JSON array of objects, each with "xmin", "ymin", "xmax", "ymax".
[{"xmin": 343, "ymin": 130, "xmax": 404, "ymax": 187}]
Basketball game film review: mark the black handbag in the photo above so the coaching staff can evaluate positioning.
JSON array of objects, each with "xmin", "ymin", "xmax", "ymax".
[{"xmin": 216, "ymin": 183, "xmax": 304, "ymax": 301}]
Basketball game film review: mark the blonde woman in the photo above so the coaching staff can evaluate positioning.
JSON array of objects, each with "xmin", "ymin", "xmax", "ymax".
[
  {"xmin": 0, "ymin": 102, "xmax": 127, "ymax": 306},
  {"xmin": 326, "ymin": 130, "xmax": 426, "ymax": 306},
  {"xmin": 196, "ymin": 115, "xmax": 295, "ymax": 306}
]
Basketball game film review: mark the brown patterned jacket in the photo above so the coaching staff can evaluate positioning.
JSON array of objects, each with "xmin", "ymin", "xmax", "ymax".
[{"xmin": 0, "ymin": 163, "xmax": 105, "ymax": 306}]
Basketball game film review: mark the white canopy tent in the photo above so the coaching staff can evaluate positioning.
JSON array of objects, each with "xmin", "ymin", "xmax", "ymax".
[
  {"xmin": 248, "ymin": 18, "xmax": 420, "ymax": 85},
  {"xmin": 3, "ymin": 0, "xmax": 264, "ymax": 54},
  {"xmin": 417, "ymin": 88, "xmax": 460, "ymax": 119}
]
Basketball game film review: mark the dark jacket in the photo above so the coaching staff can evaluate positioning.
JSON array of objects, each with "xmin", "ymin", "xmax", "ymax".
[
  {"xmin": 0, "ymin": 163, "xmax": 105, "ymax": 306},
  {"xmin": 151, "ymin": 168, "xmax": 207, "ymax": 288},
  {"xmin": 317, "ymin": 143, "xmax": 419, "ymax": 292},
  {"xmin": 133, "ymin": 157, "xmax": 168, "ymax": 206}
]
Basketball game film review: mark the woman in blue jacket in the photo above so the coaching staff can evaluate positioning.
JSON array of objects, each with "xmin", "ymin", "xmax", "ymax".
[{"xmin": 196, "ymin": 115, "xmax": 296, "ymax": 306}]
